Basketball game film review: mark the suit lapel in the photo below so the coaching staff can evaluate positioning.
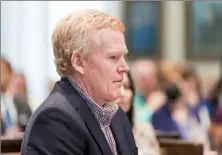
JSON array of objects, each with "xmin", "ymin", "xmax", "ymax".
[
  {"xmin": 79, "ymin": 102, "xmax": 113, "ymax": 155},
  {"xmin": 58, "ymin": 77, "xmax": 113, "ymax": 155},
  {"xmin": 111, "ymin": 109, "xmax": 130, "ymax": 155}
]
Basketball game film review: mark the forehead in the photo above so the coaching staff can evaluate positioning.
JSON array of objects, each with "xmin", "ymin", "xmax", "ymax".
[{"xmin": 92, "ymin": 29, "xmax": 128, "ymax": 54}]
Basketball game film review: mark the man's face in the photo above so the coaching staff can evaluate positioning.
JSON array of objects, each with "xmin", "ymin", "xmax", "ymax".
[{"xmin": 82, "ymin": 29, "xmax": 129, "ymax": 104}]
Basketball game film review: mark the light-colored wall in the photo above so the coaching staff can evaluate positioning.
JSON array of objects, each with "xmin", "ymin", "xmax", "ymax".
[
  {"xmin": 191, "ymin": 60, "xmax": 221, "ymax": 81},
  {"xmin": 162, "ymin": 1, "xmax": 221, "ymax": 80},
  {"xmin": 162, "ymin": 1, "xmax": 186, "ymax": 63},
  {"xmin": 1, "ymin": 1, "xmax": 49, "ymax": 110}
]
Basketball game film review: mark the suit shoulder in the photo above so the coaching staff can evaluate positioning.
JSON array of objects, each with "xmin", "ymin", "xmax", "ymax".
[
  {"xmin": 21, "ymin": 100, "xmax": 86, "ymax": 155},
  {"xmin": 32, "ymin": 92, "xmax": 74, "ymax": 117},
  {"xmin": 26, "ymin": 92, "xmax": 80, "ymax": 132}
]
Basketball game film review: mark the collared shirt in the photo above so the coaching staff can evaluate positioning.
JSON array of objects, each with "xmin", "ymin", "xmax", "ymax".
[{"xmin": 68, "ymin": 78, "xmax": 118, "ymax": 155}]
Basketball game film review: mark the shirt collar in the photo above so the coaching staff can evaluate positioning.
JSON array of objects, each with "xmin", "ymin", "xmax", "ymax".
[{"xmin": 67, "ymin": 77, "xmax": 118, "ymax": 126}]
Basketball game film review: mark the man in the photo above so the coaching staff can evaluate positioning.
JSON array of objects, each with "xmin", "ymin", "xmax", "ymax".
[
  {"xmin": 131, "ymin": 59, "xmax": 165, "ymax": 122},
  {"xmin": 21, "ymin": 9, "xmax": 138, "ymax": 155}
]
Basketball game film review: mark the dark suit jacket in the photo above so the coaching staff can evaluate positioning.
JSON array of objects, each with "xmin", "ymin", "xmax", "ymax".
[
  {"xmin": 21, "ymin": 77, "xmax": 138, "ymax": 155},
  {"xmin": 151, "ymin": 104, "xmax": 181, "ymax": 137}
]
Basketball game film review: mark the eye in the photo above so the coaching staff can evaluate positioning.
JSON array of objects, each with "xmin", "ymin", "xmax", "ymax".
[{"xmin": 110, "ymin": 56, "xmax": 116, "ymax": 60}]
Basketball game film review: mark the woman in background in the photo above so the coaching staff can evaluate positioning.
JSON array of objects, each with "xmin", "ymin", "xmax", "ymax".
[
  {"xmin": 117, "ymin": 72, "xmax": 161, "ymax": 155},
  {"xmin": 180, "ymin": 69, "xmax": 211, "ymax": 133}
]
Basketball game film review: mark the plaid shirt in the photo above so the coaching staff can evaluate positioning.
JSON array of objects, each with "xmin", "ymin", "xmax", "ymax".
[{"xmin": 68, "ymin": 78, "xmax": 118, "ymax": 155}]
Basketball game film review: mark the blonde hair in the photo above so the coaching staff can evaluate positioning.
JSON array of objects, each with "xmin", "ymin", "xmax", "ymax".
[{"xmin": 52, "ymin": 9, "xmax": 125, "ymax": 77}]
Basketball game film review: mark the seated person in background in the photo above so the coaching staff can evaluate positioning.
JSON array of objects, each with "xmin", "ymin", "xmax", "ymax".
[
  {"xmin": 199, "ymin": 75, "xmax": 215, "ymax": 117},
  {"xmin": 180, "ymin": 69, "xmax": 211, "ymax": 135},
  {"xmin": 7, "ymin": 72, "xmax": 32, "ymax": 131},
  {"xmin": 210, "ymin": 75, "xmax": 222, "ymax": 122},
  {"xmin": 209, "ymin": 115, "xmax": 222, "ymax": 154},
  {"xmin": 152, "ymin": 84, "xmax": 212, "ymax": 153},
  {"xmin": 131, "ymin": 59, "xmax": 165, "ymax": 123},
  {"xmin": 1, "ymin": 57, "xmax": 32, "ymax": 136},
  {"xmin": 8, "ymin": 73, "xmax": 28, "ymax": 104},
  {"xmin": 209, "ymin": 75, "xmax": 222, "ymax": 154},
  {"xmin": 117, "ymin": 72, "xmax": 161, "ymax": 155},
  {"xmin": 152, "ymin": 84, "xmax": 183, "ymax": 135}
]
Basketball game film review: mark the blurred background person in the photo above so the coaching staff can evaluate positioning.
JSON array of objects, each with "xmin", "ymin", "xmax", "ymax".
[
  {"xmin": 8, "ymin": 73, "xmax": 29, "ymax": 105},
  {"xmin": 200, "ymin": 75, "xmax": 215, "ymax": 116},
  {"xmin": 209, "ymin": 75, "xmax": 222, "ymax": 121},
  {"xmin": 131, "ymin": 59, "xmax": 166, "ymax": 123},
  {"xmin": 208, "ymin": 75, "xmax": 222, "ymax": 153},
  {"xmin": 159, "ymin": 60, "xmax": 183, "ymax": 87},
  {"xmin": 180, "ymin": 69, "xmax": 211, "ymax": 136},
  {"xmin": 152, "ymin": 84, "xmax": 186, "ymax": 137},
  {"xmin": 117, "ymin": 71, "xmax": 161, "ymax": 155},
  {"xmin": 1, "ymin": 57, "xmax": 32, "ymax": 136},
  {"xmin": 152, "ymin": 83, "xmax": 213, "ymax": 154},
  {"xmin": 7, "ymin": 72, "xmax": 32, "ymax": 131}
]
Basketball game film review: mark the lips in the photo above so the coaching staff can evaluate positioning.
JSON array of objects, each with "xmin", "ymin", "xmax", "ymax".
[
  {"xmin": 113, "ymin": 80, "xmax": 123, "ymax": 83},
  {"xmin": 114, "ymin": 77, "xmax": 123, "ymax": 83}
]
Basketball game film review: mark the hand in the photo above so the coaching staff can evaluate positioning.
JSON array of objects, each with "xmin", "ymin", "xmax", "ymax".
[{"xmin": 146, "ymin": 91, "xmax": 166, "ymax": 113}]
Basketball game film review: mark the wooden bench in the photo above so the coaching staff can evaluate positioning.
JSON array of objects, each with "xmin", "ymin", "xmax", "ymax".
[
  {"xmin": 158, "ymin": 138, "xmax": 204, "ymax": 155},
  {"xmin": 1, "ymin": 135, "xmax": 23, "ymax": 154},
  {"xmin": 1, "ymin": 133, "xmax": 204, "ymax": 155},
  {"xmin": 156, "ymin": 130, "xmax": 181, "ymax": 140}
]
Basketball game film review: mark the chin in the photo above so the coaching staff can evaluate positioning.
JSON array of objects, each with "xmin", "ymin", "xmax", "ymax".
[
  {"xmin": 113, "ymin": 93, "xmax": 122, "ymax": 101},
  {"xmin": 107, "ymin": 94, "xmax": 121, "ymax": 103},
  {"xmin": 106, "ymin": 88, "xmax": 121, "ymax": 102}
]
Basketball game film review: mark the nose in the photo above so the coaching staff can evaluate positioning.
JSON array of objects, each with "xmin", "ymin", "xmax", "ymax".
[{"xmin": 117, "ymin": 58, "xmax": 129, "ymax": 74}]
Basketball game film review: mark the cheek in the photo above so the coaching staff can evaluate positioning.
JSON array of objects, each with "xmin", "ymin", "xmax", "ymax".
[
  {"xmin": 103, "ymin": 60, "xmax": 119, "ymax": 75},
  {"xmin": 98, "ymin": 63, "xmax": 116, "ymax": 82},
  {"xmin": 91, "ymin": 60, "xmax": 119, "ymax": 90},
  {"xmin": 86, "ymin": 62, "xmax": 104, "ymax": 81}
]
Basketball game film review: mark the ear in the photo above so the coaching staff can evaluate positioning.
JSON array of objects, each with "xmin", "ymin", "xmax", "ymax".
[{"xmin": 71, "ymin": 52, "xmax": 85, "ymax": 75}]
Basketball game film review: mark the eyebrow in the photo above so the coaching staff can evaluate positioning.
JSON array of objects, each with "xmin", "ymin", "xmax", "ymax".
[{"xmin": 107, "ymin": 48, "xmax": 129, "ymax": 56}]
